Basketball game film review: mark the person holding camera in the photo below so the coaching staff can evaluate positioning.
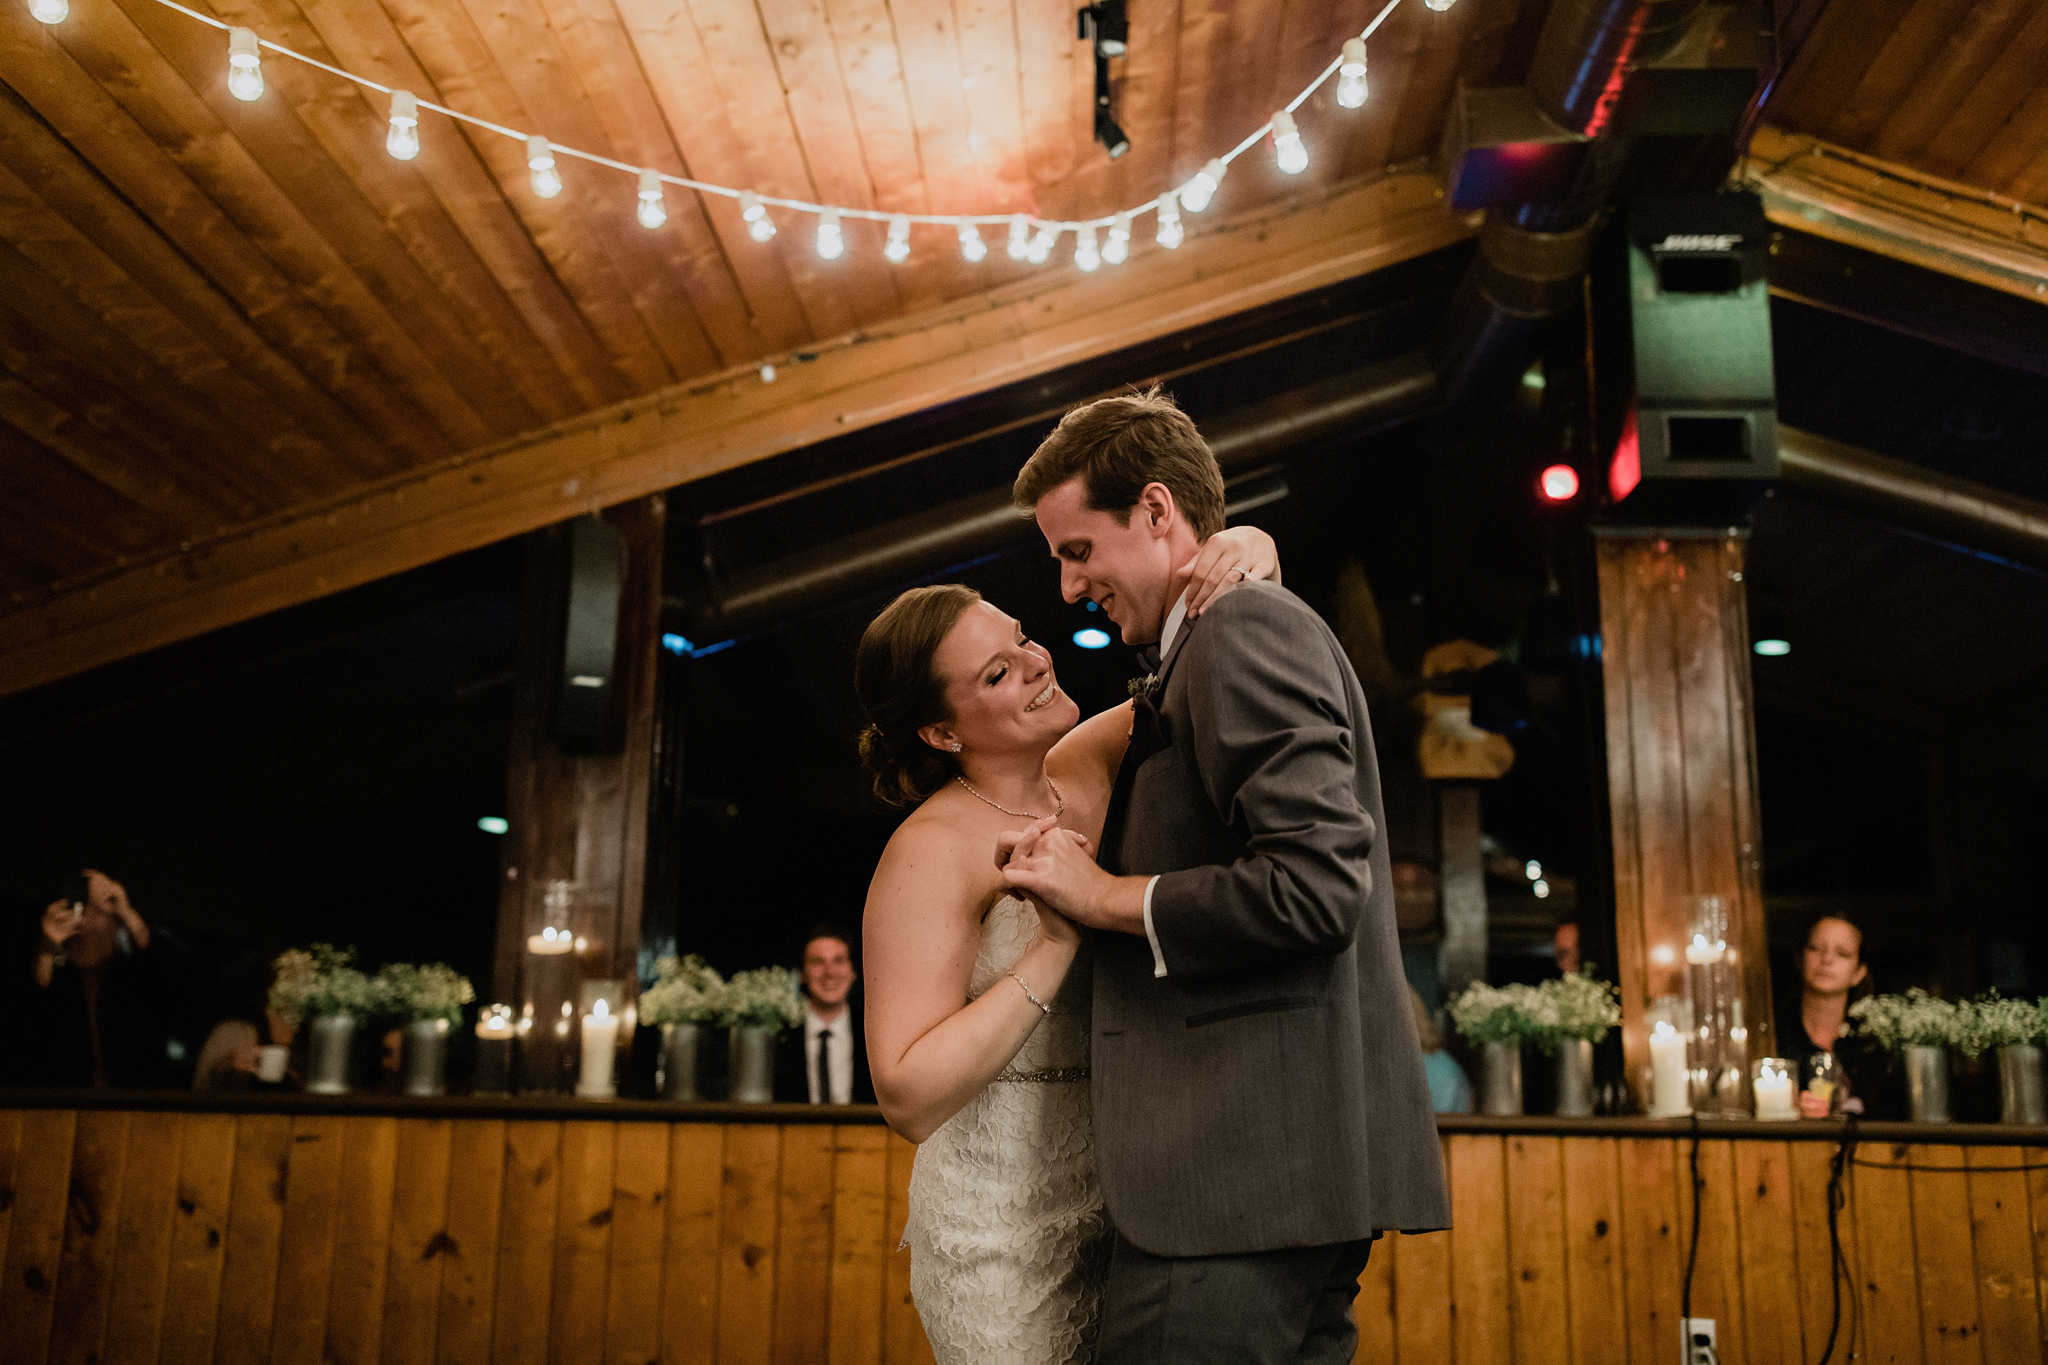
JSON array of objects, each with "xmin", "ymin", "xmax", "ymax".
[{"xmin": 27, "ymin": 869, "xmax": 161, "ymax": 1087}]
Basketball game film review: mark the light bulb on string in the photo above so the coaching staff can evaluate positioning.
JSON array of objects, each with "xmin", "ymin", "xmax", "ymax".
[
  {"xmin": 817, "ymin": 208, "xmax": 844, "ymax": 260},
  {"xmin": 958, "ymin": 223, "xmax": 987, "ymax": 263},
  {"xmin": 636, "ymin": 168, "xmax": 666, "ymax": 229},
  {"xmin": 1155, "ymin": 194, "xmax": 1184, "ymax": 249},
  {"xmin": 227, "ymin": 27, "xmax": 264, "ymax": 102},
  {"xmin": 1026, "ymin": 224, "xmax": 1057, "ymax": 265},
  {"xmin": 1103, "ymin": 212, "xmax": 1131, "ymax": 265},
  {"xmin": 1337, "ymin": 39, "xmax": 1368, "ymax": 109},
  {"xmin": 884, "ymin": 215, "xmax": 910, "ymax": 263},
  {"xmin": 1424, "ymin": 0, "xmax": 1456, "ymax": 10},
  {"xmin": 526, "ymin": 135, "xmax": 562, "ymax": 199},
  {"xmin": 1074, "ymin": 225, "xmax": 1100, "ymax": 272},
  {"xmin": 1007, "ymin": 215, "xmax": 1030, "ymax": 261},
  {"xmin": 1270, "ymin": 111, "xmax": 1308, "ymax": 175},
  {"xmin": 1179, "ymin": 158, "xmax": 1225, "ymax": 213},
  {"xmin": 29, "ymin": 0, "xmax": 67, "ymax": 23},
  {"xmin": 386, "ymin": 89, "xmax": 420, "ymax": 161},
  {"xmin": 739, "ymin": 191, "xmax": 775, "ymax": 242}
]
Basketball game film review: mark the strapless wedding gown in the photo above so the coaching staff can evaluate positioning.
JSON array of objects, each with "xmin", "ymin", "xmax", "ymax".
[{"xmin": 904, "ymin": 895, "xmax": 1110, "ymax": 1365}]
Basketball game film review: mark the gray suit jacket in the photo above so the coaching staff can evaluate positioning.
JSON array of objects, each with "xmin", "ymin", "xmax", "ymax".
[{"xmin": 1093, "ymin": 581, "xmax": 1450, "ymax": 1257}]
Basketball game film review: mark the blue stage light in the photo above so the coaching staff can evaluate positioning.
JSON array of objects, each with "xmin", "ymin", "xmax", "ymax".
[
  {"xmin": 477, "ymin": 816, "xmax": 509, "ymax": 834},
  {"xmin": 1753, "ymin": 638, "xmax": 1790, "ymax": 657},
  {"xmin": 1073, "ymin": 628, "xmax": 1111, "ymax": 649},
  {"xmin": 662, "ymin": 632, "xmax": 691, "ymax": 655}
]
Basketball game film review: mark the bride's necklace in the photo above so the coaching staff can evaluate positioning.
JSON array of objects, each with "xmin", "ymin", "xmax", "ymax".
[{"xmin": 955, "ymin": 774, "xmax": 1064, "ymax": 820}]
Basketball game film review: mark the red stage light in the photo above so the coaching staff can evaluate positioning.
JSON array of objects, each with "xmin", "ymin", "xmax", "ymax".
[
  {"xmin": 1609, "ymin": 406, "xmax": 1642, "ymax": 502},
  {"xmin": 1540, "ymin": 464, "xmax": 1580, "ymax": 502}
]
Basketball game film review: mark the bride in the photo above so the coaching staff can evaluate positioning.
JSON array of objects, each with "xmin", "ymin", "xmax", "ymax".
[{"xmin": 853, "ymin": 527, "xmax": 1278, "ymax": 1364}]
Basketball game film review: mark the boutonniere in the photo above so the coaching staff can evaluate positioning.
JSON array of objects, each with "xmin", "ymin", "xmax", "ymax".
[{"xmin": 1127, "ymin": 673, "xmax": 1158, "ymax": 699}]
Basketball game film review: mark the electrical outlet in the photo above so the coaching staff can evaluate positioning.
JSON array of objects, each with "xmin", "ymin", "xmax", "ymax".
[{"xmin": 1681, "ymin": 1318, "xmax": 1717, "ymax": 1365}]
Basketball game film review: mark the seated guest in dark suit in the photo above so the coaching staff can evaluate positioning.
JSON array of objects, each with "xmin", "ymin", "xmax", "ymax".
[{"xmin": 774, "ymin": 925, "xmax": 874, "ymax": 1105}]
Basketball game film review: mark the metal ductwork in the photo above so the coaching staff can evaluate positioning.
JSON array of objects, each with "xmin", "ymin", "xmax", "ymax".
[
  {"xmin": 678, "ymin": 352, "xmax": 1439, "ymax": 641},
  {"xmin": 1777, "ymin": 426, "xmax": 2048, "ymax": 575}
]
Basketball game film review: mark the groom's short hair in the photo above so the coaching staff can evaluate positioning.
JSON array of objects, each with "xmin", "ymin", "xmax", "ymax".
[{"xmin": 1013, "ymin": 388, "xmax": 1226, "ymax": 540}]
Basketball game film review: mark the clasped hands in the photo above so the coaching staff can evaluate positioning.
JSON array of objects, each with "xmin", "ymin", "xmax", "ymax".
[{"xmin": 997, "ymin": 817, "xmax": 1147, "ymax": 938}]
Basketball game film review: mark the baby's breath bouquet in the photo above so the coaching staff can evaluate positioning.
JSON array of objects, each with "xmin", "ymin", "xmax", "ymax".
[
  {"xmin": 268, "ymin": 944, "xmax": 373, "ymax": 1025},
  {"xmin": 640, "ymin": 955, "xmax": 727, "ymax": 1027},
  {"xmin": 719, "ymin": 965, "xmax": 805, "ymax": 1031},
  {"xmin": 1954, "ymin": 992, "xmax": 2047, "ymax": 1058},
  {"xmin": 1850, "ymin": 988, "xmax": 1962, "ymax": 1052},
  {"xmin": 1537, "ymin": 969, "xmax": 1622, "ymax": 1050},
  {"xmin": 1448, "ymin": 981, "xmax": 1550, "ymax": 1047},
  {"xmin": 369, "ymin": 962, "xmax": 476, "ymax": 1027}
]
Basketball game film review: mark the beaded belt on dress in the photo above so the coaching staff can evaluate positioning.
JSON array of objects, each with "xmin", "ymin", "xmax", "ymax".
[{"xmin": 993, "ymin": 1065, "xmax": 1089, "ymax": 1083}]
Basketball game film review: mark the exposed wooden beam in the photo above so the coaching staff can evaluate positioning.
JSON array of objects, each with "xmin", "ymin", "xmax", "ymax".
[
  {"xmin": 1741, "ymin": 125, "xmax": 2048, "ymax": 306},
  {"xmin": 0, "ymin": 172, "xmax": 1475, "ymax": 697}
]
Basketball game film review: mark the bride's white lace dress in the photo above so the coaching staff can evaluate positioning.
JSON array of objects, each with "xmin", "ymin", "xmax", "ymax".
[{"xmin": 904, "ymin": 895, "xmax": 1111, "ymax": 1365}]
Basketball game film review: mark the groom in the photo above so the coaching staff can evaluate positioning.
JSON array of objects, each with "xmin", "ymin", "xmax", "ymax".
[{"xmin": 1001, "ymin": 390, "xmax": 1449, "ymax": 1362}]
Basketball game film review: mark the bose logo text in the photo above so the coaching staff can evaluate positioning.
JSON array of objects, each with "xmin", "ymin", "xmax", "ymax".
[{"xmin": 1655, "ymin": 234, "xmax": 1742, "ymax": 252}]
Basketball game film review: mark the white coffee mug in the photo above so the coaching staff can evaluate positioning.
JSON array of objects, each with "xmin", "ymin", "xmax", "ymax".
[{"xmin": 256, "ymin": 1045, "xmax": 290, "ymax": 1083}]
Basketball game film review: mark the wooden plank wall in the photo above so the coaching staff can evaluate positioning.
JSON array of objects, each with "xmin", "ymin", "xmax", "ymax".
[{"xmin": 4, "ymin": 1113, "xmax": 2046, "ymax": 1364}]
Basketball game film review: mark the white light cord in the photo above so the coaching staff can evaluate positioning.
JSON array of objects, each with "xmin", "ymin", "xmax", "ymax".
[{"xmin": 105, "ymin": 0, "xmax": 1429, "ymax": 235}]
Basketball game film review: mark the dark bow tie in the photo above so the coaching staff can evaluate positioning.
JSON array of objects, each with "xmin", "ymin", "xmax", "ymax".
[{"xmin": 1136, "ymin": 643, "xmax": 1162, "ymax": 674}]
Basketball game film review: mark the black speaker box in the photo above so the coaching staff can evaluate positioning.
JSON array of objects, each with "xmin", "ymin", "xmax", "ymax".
[
  {"xmin": 1606, "ymin": 193, "xmax": 1778, "ymax": 523},
  {"xmin": 550, "ymin": 515, "xmax": 625, "ymax": 752}
]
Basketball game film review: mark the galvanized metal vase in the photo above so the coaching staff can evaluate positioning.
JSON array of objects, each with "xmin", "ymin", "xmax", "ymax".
[
  {"xmin": 1999, "ymin": 1044, "xmax": 2045, "ymax": 1126},
  {"xmin": 1904, "ymin": 1044, "xmax": 1951, "ymax": 1123},
  {"xmin": 401, "ymin": 1018, "xmax": 449, "ymax": 1096},
  {"xmin": 1481, "ymin": 1041, "xmax": 1523, "ymax": 1116},
  {"xmin": 306, "ymin": 1014, "xmax": 355, "ymax": 1095},
  {"xmin": 661, "ymin": 1022, "xmax": 704, "ymax": 1102},
  {"xmin": 729, "ymin": 1025, "xmax": 777, "ymax": 1104},
  {"xmin": 1554, "ymin": 1039, "xmax": 1595, "ymax": 1117}
]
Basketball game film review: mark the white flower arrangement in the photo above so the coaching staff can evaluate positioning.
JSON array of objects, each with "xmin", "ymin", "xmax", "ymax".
[
  {"xmin": 639, "ymin": 955, "xmax": 727, "ymax": 1027},
  {"xmin": 1953, "ymin": 992, "xmax": 2047, "ymax": 1058},
  {"xmin": 1538, "ymin": 969, "xmax": 1622, "ymax": 1048},
  {"xmin": 1849, "ymin": 988, "xmax": 1963, "ymax": 1052},
  {"xmin": 719, "ymin": 965, "xmax": 805, "ymax": 1031},
  {"xmin": 1448, "ymin": 981, "xmax": 1549, "ymax": 1047},
  {"xmin": 370, "ymin": 961, "xmax": 476, "ymax": 1027},
  {"xmin": 268, "ymin": 944, "xmax": 373, "ymax": 1026}
]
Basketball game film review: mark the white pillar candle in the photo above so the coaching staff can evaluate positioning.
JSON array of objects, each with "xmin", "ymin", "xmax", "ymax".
[
  {"xmin": 1650, "ymin": 1020, "xmax": 1691, "ymax": 1117},
  {"xmin": 577, "ymin": 998, "xmax": 619, "ymax": 1098},
  {"xmin": 1753, "ymin": 1061, "xmax": 1796, "ymax": 1120}
]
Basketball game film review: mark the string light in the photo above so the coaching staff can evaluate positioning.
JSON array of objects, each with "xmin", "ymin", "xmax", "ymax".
[
  {"xmin": 740, "ymin": 190, "xmax": 775, "ymax": 242},
  {"xmin": 637, "ymin": 168, "xmax": 666, "ymax": 229},
  {"xmin": 1103, "ymin": 212, "xmax": 1131, "ymax": 265},
  {"xmin": 1156, "ymin": 194, "xmax": 1184, "ymax": 249},
  {"xmin": 227, "ymin": 27, "xmax": 263, "ymax": 102},
  {"xmin": 1270, "ymin": 111, "xmax": 1308, "ymax": 175},
  {"xmin": 1074, "ymin": 225, "xmax": 1101, "ymax": 272},
  {"xmin": 106, "ymin": 0, "xmax": 1414, "ymax": 279},
  {"xmin": 1337, "ymin": 40, "xmax": 1368, "ymax": 109},
  {"xmin": 29, "ymin": 0, "xmax": 67, "ymax": 23},
  {"xmin": 1180, "ymin": 158, "xmax": 1225, "ymax": 213},
  {"xmin": 386, "ymin": 90, "xmax": 420, "ymax": 161},
  {"xmin": 1424, "ymin": 0, "xmax": 1456, "ymax": 9},
  {"xmin": 526, "ymin": 136, "xmax": 562, "ymax": 199}
]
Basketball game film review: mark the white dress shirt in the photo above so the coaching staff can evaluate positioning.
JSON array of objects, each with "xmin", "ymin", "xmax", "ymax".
[
  {"xmin": 1139, "ymin": 591, "xmax": 1191, "ymax": 979},
  {"xmin": 803, "ymin": 1002, "xmax": 854, "ymax": 1104}
]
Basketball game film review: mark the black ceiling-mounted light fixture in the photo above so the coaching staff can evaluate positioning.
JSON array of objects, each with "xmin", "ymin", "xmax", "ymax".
[
  {"xmin": 1079, "ymin": 2, "xmax": 1131, "ymax": 158},
  {"xmin": 1078, "ymin": 0, "xmax": 1128, "ymax": 58}
]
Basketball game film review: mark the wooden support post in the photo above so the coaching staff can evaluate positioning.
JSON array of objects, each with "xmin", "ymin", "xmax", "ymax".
[
  {"xmin": 1439, "ymin": 784, "xmax": 1488, "ymax": 1000},
  {"xmin": 1596, "ymin": 531, "xmax": 1774, "ymax": 1110},
  {"xmin": 492, "ymin": 496, "xmax": 665, "ymax": 1088}
]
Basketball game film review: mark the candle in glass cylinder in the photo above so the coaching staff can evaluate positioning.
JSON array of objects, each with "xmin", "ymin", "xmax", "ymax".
[
  {"xmin": 475, "ymin": 1005, "xmax": 515, "ymax": 1094},
  {"xmin": 576, "ymin": 998, "xmax": 619, "ymax": 1098},
  {"xmin": 1752, "ymin": 1057, "xmax": 1796, "ymax": 1120},
  {"xmin": 1650, "ymin": 1020, "xmax": 1692, "ymax": 1117}
]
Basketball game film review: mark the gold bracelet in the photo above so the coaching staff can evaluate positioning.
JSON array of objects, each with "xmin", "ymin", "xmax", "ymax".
[{"xmin": 1009, "ymin": 971, "xmax": 1050, "ymax": 1015}]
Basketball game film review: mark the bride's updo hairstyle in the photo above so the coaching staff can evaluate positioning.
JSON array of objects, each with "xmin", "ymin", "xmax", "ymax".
[{"xmin": 855, "ymin": 584, "xmax": 983, "ymax": 806}]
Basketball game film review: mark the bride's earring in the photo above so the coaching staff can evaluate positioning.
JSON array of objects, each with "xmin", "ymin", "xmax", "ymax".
[{"xmin": 949, "ymin": 742, "xmax": 962, "ymax": 752}]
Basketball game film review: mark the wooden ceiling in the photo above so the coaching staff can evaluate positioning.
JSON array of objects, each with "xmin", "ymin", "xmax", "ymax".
[{"xmin": 0, "ymin": 0, "xmax": 1526, "ymax": 640}]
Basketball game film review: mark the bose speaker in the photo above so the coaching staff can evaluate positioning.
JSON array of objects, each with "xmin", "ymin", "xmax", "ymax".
[
  {"xmin": 550, "ymin": 515, "xmax": 625, "ymax": 752},
  {"xmin": 1609, "ymin": 193, "xmax": 1778, "ymax": 522}
]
